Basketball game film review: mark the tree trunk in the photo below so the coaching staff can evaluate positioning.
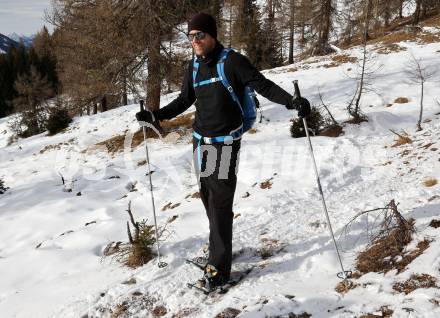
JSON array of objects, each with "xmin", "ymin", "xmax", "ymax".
[
  {"xmin": 122, "ymin": 70, "xmax": 128, "ymax": 106},
  {"xmin": 228, "ymin": 5, "xmax": 232, "ymax": 48},
  {"xmin": 413, "ymin": 0, "xmax": 422, "ymax": 25},
  {"xmin": 353, "ymin": 0, "xmax": 371, "ymax": 119},
  {"xmin": 417, "ymin": 80, "xmax": 424, "ymax": 131},
  {"xmin": 268, "ymin": 0, "xmax": 274, "ymax": 20},
  {"xmin": 384, "ymin": 2, "xmax": 391, "ymax": 27},
  {"xmin": 146, "ymin": 30, "xmax": 162, "ymax": 111},
  {"xmin": 364, "ymin": 0, "xmax": 373, "ymax": 40},
  {"xmin": 399, "ymin": 0, "xmax": 403, "ymax": 18},
  {"xmin": 101, "ymin": 95, "xmax": 108, "ymax": 112},
  {"xmin": 421, "ymin": 0, "xmax": 427, "ymax": 19},
  {"xmin": 314, "ymin": 0, "xmax": 332, "ymax": 55},
  {"xmin": 288, "ymin": 0, "xmax": 295, "ymax": 64},
  {"xmin": 93, "ymin": 103, "xmax": 98, "ymax": 114}
]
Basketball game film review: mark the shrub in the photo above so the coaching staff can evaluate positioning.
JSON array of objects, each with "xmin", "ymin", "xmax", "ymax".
[
  {"xmin": 0, "ymin": 179, "xmax": 9, "ymax": 194},
  {"xmin": 46, "ymin": 108, "xmax": 72, "ymax": 135},
  {"xmin": 110, "ymin": 202, "xmax": 158, "ymax": 268},
  {"xmin": 125, "ymin": 219, "xmax": 156, "ymax": 268},
  {"xmin": 290, "ymin": 106, "xmax": 324, "ymax": 138}
]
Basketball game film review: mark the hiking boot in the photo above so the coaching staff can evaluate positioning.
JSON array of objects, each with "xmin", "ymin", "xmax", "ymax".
[{"xmin": 202, "ymin": 264, "xmax": 228, "ymax": 290}]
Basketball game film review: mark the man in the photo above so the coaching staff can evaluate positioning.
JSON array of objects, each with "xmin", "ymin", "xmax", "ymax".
[{"xmin": 136, "ymin": 13, "xmax": 310, "ymax": 291}]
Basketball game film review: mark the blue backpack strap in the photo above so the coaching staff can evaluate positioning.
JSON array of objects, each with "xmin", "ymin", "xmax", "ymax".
[
  {"xmin": 194, "ymin": 76, "xmax": 223, "ymax": 88},
  {"xmin": 216, "ymin": 49, "xmax": 243, "ymax": 114},
  {"xmin": 192, "ymin": 58, "xmax": 200, "ymax": 88},
  {"xmin": 193, "ymin": 57, "xmax": 223, "ymax": 88}
]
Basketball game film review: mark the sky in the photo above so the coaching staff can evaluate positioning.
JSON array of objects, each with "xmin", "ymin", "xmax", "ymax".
[{"xmin": 0, "ymin": 0, "xmax": 53, "ymax": 36}]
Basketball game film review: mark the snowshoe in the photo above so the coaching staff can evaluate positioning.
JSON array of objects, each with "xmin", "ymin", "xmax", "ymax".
[
  {"xmin": 185, "ymin": 243, "xmax": 209, "ymax": 270},
  {"xmin": 186, "ymin": 256, "xmax": 208, "ymax": 270},
  {"xmin": 187, "ymin": 265, "xmax": 252, "ymax": 295}
]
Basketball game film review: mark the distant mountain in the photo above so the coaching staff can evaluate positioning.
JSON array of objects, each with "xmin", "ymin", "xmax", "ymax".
[
  {"xmin": 0, "ymin": 33, "xmax": 19, "ymax": 54},
  {"xmin": 8, "ymin": 33, "xmax": 34, "ymax": 47}
]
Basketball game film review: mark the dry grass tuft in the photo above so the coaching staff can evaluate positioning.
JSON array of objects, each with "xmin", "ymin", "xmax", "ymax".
[
  {"xmin": 390, "ymin": 130, "xmax": 412, "ymax": 147},
  {"xmin": 359, "ymin": 306, "xmax": 393, "ymax": 318},
  {"xmin": 171, "ymin": 308, "xmax": 200, "ymax": 318},
  {"xmin": 376, "ymin": 43, "xmax": 407, "ymax": 54},
  {"xmin": 421, "ymin": 142, "xmax": 435, "ymax": 149},
  {"xmin": 95, "ymin": 132, "xmax": 142, "ymax": 155},
  {"xmin": 111, "ymin": 302, "xmax": 128, "ymax": 318},
  {"xmin": 372, "ymin": 29, "xmax": 440, "ymax": 45},
  {"xmin": 399, "ymin": 149, "xmax": 411, "ymax": 157},
  {"xmin": 393, "ymin": 274, "xmax": 438, "ymax": 294},
  {"xmin": 375, "ymin": 31, "xmax": 418, "ymax": 44},
  {"xmin": 152, "ymin": 305, "xmax": 168, "ymax": 317},
  {"xmin": 260, "ymin": 178, "xmax": 273, "ymax": 189},
  {"xmin": 332, "ymin": 54, "xmax": 358, "ymax": 64},
  {"xmin": 422, "ymin": 14, "xmax": 440, "ymax": 27},
  {"xmin": 323, "ymin": 54, "xmax": 358, "ymax": 68},
  {"xmin": 161, "ymin": 202, "xmax": 181, "ymax": 211},
  {"xmin": 286, "ymin": 313, "xmax": 312, "ymax": 318},
  {"xmin": 394, "ymin": 97, "xmax": 409, "ymax": 104},
  {"xmin": 319, "ymin": 124, "xmax": 344, "ymax": 137},
  {"xmin": 355, "ymin": 200, "xmax": 418, "ymax": 274},
  {"xmin": 257, "ymin": 238, "xmax": 285, "ymax": 259},
  {"xmin": 423, "ymin": 178, "xmax": 438, "ymax": 187},
  {"xmin": 160, "ymin": 113, "xmax": 193, "ymax": 131},
  {"xmin": 94, "ymin": 113, "xmax": 194, "ymax": 155},
  {"xmin": 214, "ymin": 307, "xmax": 241, "ymax": 318},
  {"xmin": 191, "ymin": 192, "xmax": 200, "ymax": 198},
  {"xmin": 335, "ymin": 280, "xmax": 359, "ymax": 294},
  {"xmin": 286, "ymin": 67, "xmax": 298, "ymax": 73},
  {"xmin": 167, "ymin": 215, "xmax": 178, "ymax": 223},
  {"xmin": 344, "ymin": 116, "xmax": 368, "ymax": 125}
]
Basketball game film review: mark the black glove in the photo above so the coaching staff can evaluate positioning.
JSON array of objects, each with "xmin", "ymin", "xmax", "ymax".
[
  {"xmin": 136, "ymin": 109, "xmax": 156, "ymax": 124},
  {"xmin": 289, "ymin": 97, "xmax": 311, "ymax": 118}
]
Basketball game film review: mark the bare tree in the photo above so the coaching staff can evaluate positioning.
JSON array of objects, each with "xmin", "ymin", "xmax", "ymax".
[
  {"xmin": 50, "ymin": 0, "xmax": 191, "ymax": 114},
  {"xmin": 406, "ymin": 52, "xmax": 435, "ymax": 131},
  {"xmin": 352, "ymin": 0, "xmax": 372, "ymax": 118}
]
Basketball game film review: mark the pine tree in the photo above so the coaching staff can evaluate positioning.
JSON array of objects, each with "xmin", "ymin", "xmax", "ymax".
[
  {"xmin": 0, "ymin": 44, "xmax": 31, "ymax": 117},
  {"xmin": 0, "ymin": 178, "xmax": 9, "ymax": 194},
  {"xmin": 32, "ymin": 26, "xmax": 59, "ymax": 93},
  {"xmin": 233, "ymin": 0, "xmax": 263, "ymax": 66},
  {"xmin": 10, "ymin": 67, "xmax": 53, "ymax": 137},
  {"xmin": 260, "ymin": 0, "xmax": 283, "ymax": 68}
]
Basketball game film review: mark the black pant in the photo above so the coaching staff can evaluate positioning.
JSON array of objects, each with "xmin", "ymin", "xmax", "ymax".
[{"xmin": 193, "ymin": 137, "xmax": 241, "ymax": 280}]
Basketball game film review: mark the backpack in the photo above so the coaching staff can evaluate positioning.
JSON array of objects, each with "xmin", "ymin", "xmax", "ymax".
[{"xmin": 192, "ymin": 48, "xmax": 260, "ymax": 134}]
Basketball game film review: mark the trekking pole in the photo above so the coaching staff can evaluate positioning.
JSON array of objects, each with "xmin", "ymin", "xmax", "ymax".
[
  {"xmin": 292, "ymin": 81, "xmax": 351, "ymax": 284},
  {"xmin": 139, "ymin": 100, "xmax": 167, "ymax": 268}
]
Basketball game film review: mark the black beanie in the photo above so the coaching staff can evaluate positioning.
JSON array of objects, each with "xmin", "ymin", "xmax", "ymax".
[{"xmin": 188, "ymin": 13, "xmax": 217, "ymax": 39}]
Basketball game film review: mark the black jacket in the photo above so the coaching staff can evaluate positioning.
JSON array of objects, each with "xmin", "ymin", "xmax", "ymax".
[{"xmin": 154, "ymin": 43, "xmax": 293, "ymax": 137}]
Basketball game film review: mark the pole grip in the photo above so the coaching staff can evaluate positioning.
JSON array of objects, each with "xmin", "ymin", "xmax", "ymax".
[
  {"xmin": 139, "ymin": 99, "xmax": 144, "ymax": 112},
  {"xmin": 293, "ymin": 80, "xmax": 301, "ymax": 99}
]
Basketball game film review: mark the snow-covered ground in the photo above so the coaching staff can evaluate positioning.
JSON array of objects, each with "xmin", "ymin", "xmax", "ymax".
[{"xmin": 1, "ymin": 27, "xmax": 440, "ymax": 318}]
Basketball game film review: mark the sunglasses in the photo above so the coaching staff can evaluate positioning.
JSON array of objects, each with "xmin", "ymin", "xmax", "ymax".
[{"xmin": 188, "ymin": 31, "xmax": 206, "ymax": 41}]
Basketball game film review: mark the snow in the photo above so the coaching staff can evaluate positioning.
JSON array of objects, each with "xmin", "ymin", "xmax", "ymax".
[{"xmin": 1, "ymin": 31, "xmax": 440, "ymax": 318}]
